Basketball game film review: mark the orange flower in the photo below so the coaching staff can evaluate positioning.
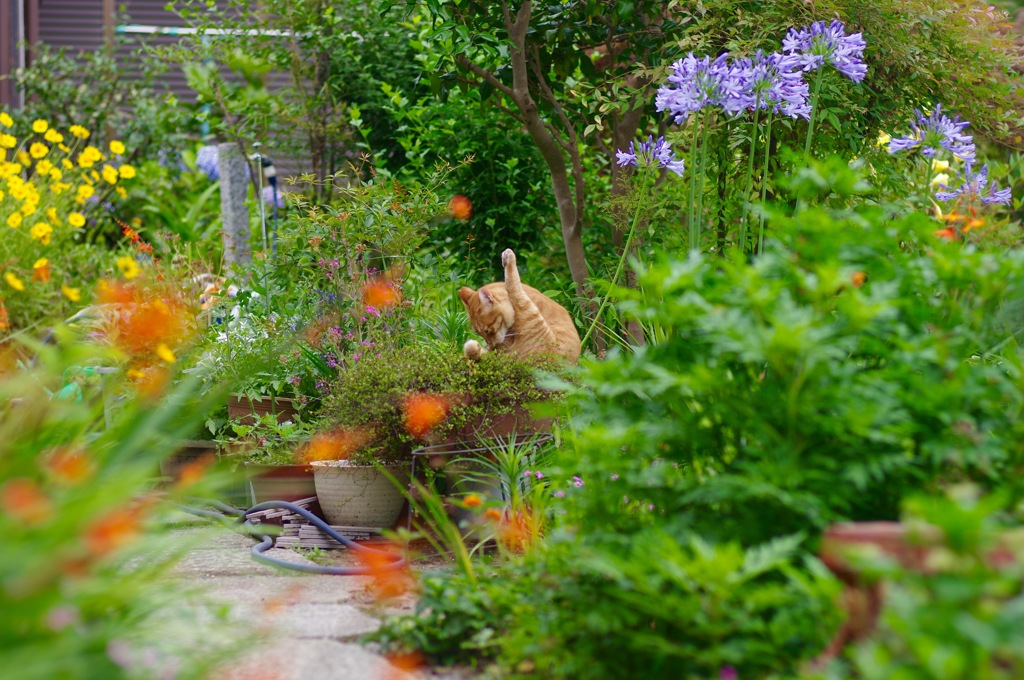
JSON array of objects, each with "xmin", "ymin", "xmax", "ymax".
[
  {"xmin": 484, "ymin": 508, "xmax": 503, "ymax": 522},
  {"xmin": 448, "ymin": 194, "xmax": 472, "ymax": 221},
  {"xmin": 402, "ymin": 393, "xmax": 450, "ymax": 438},
  {"xmin": 497, "ymin": 510, "xmax": 541, "ymax": 552},
  {"xmin": 850, "ymin": 271, "xmax": 866, "ymax": 288},
  {"xmin": 356, "ymin": 541, "xmax": 412, "ymax": 602},
  {"xmin": 299, "ymin": 428, "xmax": 370, "ymax": 463},
  {"xmin": 96, "ymin": 279, "xmax": 138, "ymax": 305},
  {"xmin": 0, "ymin": 301, "xmax": 9, "ymax": 333},
  {"xmin": 383, "ymin": 650, "xmax": 426, "ymax": 680},
  {"xmin": 174, "ymin": 454, "xmax": 215, "ymax": 489},
  {"xmin": 934, "ymin": 227, "xmax": 957, "ymax": 241},
  {"xmin": 362, "ymin": 279, "xmax": 400, "ymax": 308},
  {"xmin": 128, "ymin": 364, "xmax": 170, "ymax": 401},
  {"xmin": 463, "ymin": 494, "xmax": 482, "ymax": 508},
  {"xmin": 0, "ymin": 478, "xmax": 52, "ymax": 524},
  {"xmin": 43, "ymin": 448, "xmax": 93, "ymax": 485},
  {"xmin": 32, "ymin": 258, "xmax": 50, "ymax": 282},
  {"xmin": 84, "ymin": 507, "xmax": 142, "ymax": 557}
]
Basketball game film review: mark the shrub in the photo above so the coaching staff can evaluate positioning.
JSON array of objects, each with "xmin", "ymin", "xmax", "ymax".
[
  {"xmin": 320, "ymin": 345, "xmax": 567, "ymax": 464},
  {"xmin": 0, "ymin": 114, "xmax": 141, "ymax": 331}
]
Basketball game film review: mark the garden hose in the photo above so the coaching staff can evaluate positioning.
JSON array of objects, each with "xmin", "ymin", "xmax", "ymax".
[{"xmin": 179, "ymin": 498, "xmax": 406, "ymax": 576}]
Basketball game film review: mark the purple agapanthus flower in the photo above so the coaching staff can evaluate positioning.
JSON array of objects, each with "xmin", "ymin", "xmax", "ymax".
[
  {"xmin": 887, "ymin": 105, "xmax": 976, "ymax": 163},
  {"xmin": 736, "ymin": 50, "xmax": 811, "ymax": 119},
  {"xmin": 935, "ymin": 164, "xmax": 1012, "ymax": 205},
  {"xmin": 655, "ymin": 52, "xmax": 735, "ymax": 122},
  {"xmin": 616, "ymin": 135, "xmax": 686, "ymax": 176},
  {"xmin": 782, "ymin": 19, "xmax": 867, "ymax": 83},
  {"xmin": 196, "ymin": 145, "xmax": 220, "ymax": 180}
]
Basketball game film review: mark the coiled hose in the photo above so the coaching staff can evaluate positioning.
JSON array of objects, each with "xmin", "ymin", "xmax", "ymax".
[{"xmin": 180, "ymin": 498, "xmax": 405, "ymax": 575}]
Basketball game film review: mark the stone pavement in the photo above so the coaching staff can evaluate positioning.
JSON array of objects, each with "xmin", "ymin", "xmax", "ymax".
[{"xmin": 168, "ymin": 525, "xmax": 458, "ymax": 680}]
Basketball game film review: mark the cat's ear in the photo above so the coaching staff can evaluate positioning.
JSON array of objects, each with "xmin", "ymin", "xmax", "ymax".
[
  {"xmin": 458, "ymin": 287, "xmax": 476, "ymax": 308},
  {"xmin": 477, "ymin": 289, "xmax": 494, "ymax": 307}
]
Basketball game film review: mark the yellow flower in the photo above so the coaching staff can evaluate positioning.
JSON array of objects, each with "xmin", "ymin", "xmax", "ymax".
[
  {"xmin": 5, "ymin": 272, "xmax": 24, "ymax": 291},
  {"xmin": 6, "ymin": 213, "xmax": 21, "ymax": 228},
  {"xmin": 51, "ymin": 182, "xmax": 70, "ymax": 195},
  {"xmin": 46, "ymin": 207, "xmax": 57, "ymax": 223},
  {"xmin": 30, "ymin": 221, "xmax": 53, "ymax": 245},
  {"xmin": 69, "ymin": 125, "xmax": 90, "ymax": 140},
  {"xmin": 90, "ymin": 170, "xmax": 100, "ymax": 182},
  {"xmin": 155, "ymin": 343, "xmax": 176, "ymax": 363},
  {"xmin": 109, "ymin": 140, "xmax": 125, "ymax": 155},
  {"xmin": 116, "ymin": 256, "xmax": 140, "ymax": 280},
  {"xmin": 101, "ymin": 165, "xmax": 118, "ymax": 184},
  {"xmin": 931, "ymin": 159, "xmax": 950, "ymax": 172},
  {"xmin": 75, "ymin": 185, "xmax": 94, "ymax": 203},
  {"xmin": 61, "ymin": 158, "xmax": 73, "ymax": 170},
  {"xmin": 48, "ymin": 168, "xmax": 62, "ymax": 181},
  {"xmin": 31, "ymin": 119, "xmax": 48, "ymax": 134},
  {"xmin": 58, "ymin": 143, "xmax": 70, "ymax": 153},
  {"xmin": 931, "ymin": 172, "xmax": 950, "ymax": 187},
  {"xmin": 118, "ymin": 164, "xmax": 136, "ymax": 179},
  {"xmin": 29, "ymin": 142, "xmax": 48, "ymax": 159},
  {"xmin": 33, "ymin": 258, "xmax": 47, "ymax": 269},
  {"xmin": 0, "ymin": 134, "xmax": 15, "ymax": 149},
  {"xmin": 0, "ymin": 190, "xmax": 4, "ymax": 201},
  {"xmin": 20, "ymin": 202, "xmax": 37, "ymax": 217},
  {"xmin": 44, "ymin": 129, "xmax": 63, "ymax": 144},
  {"xmin": 114, "ymin": 186, "xmax": 127, "ymax": 200},
  {"xmin": 78, "ymin": 145, "xmax": 103, "ymax": 169},
  {"xmin": 0, "ymin": 112, "xmax": 12, "ymax": 127},
  {"xmin": 35, "ymin": 159, "xmax": 53, "ymax": 175},
  {"xmin": 16, "ymin": 151, "xmax": 29, "ymax": 166},
  {"xmin": 68, "ymin": 212, "xmax": 86, "ymax": 228},
  {"xmin": 61, "ymin": 285, "xmax": 81, "ymax": 302},
  {"xmin": 875, "ymin": 131, "xmax": 891, "ymax": 149}
]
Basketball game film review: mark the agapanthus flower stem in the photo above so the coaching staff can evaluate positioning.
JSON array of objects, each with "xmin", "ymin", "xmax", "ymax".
[
  {"xmin": 695, "ymin": 110, "xmax": 713, "ymax": 250},
  {"xmin": 581, "ymin": 171, "xmax": 654, "ymax": 349},
  {"xmin": 688, "ymin": 111, "xmax": 702, "ymax": 251},
  {"xmin": 758, "ymin": 110, "xmax": 775, "ymax": 256},
  {"xmin": 803, "ymin": 68, "xmax": 825, "ymax": 159},
  {"xmin": 740, "ymin": 104, "xmax": 761, "ymax": 253}
]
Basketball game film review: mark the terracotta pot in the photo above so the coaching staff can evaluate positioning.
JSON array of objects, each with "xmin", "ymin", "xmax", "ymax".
[
  {"xmin": 244, "ymin": 462, "xmax": 317, "ymax": 506},
  {"xmin": 440, "ymin": 400, "xmax": 553, "ymax": 444},
  {"xmin": 228, "ymin": 394, "xmax": 301, "ymax": 426},
  {"xmin": 312, "ymin": 460, "xmax": 409, "ymax": 529}
]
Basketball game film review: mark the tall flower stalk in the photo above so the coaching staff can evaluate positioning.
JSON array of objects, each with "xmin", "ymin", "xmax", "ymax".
[
  {"xmin": 656, "ymin": 53, "xmax": 738, "ymax": 252},
  {"xmin": 581, "ymin": 137, "xmax": 685, "ymax": 347},
  {"xmin": 782, "ymin": 19, "xmax": 867, "ymax": 158},
  {"xmin": 734, "ymin": 51, "xmax": 810, "ymax": 252}
]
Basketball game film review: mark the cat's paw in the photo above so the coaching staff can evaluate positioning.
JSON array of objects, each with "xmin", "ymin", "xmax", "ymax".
[
  {"xmin": 463, "ymin": 339, "xmax": 483, "ymax": 361},
  {"xmin": 501, "ymin": 248, "xmax": 517, "ymax": 271}
]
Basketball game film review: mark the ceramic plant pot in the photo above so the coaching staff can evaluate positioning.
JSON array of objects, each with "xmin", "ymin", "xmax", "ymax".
[{"xmin": 311, "ymin": 460, "xmax": 409, "ymax": 529}]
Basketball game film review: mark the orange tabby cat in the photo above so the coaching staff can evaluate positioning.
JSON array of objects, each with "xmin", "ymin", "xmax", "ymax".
[{"xmin": 458, "ymin": 249, "xmax": 581, "ymax": 361}]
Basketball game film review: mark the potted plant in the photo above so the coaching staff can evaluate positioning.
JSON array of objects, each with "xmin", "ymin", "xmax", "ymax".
[
  {"xmin": 217, "ymin": 413, "xmax": 318, "ymax": 506},
  {"xmin": 313, "ymin": 343, "xmax": 570, "ymax": 527}
]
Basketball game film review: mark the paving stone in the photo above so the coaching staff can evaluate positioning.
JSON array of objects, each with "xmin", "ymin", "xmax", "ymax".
[
  {"xmin": 193, "ymin": 575, "xmax": 355, "ymax": 607},
  {"xmin": 215, "ymin": 639, "xmax": 419, "ymax": 680}
]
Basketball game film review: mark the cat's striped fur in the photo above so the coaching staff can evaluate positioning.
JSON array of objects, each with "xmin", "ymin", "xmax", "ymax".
[{"xmin": 458, "ymin": 249, "xmax": 581, "ymax": 361}]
